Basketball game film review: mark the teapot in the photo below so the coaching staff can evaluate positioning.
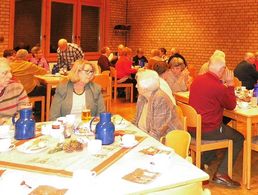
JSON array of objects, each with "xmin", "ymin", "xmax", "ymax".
[
  {"xmin": 13, "ymin": 108, "xmax": 35, "ymax": 140},
  {"xmin": 93, "ymin": 112, "xmax": 115, "ymax": 145}
]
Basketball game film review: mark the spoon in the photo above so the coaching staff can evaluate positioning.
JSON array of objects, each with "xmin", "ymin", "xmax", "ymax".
[{"xmin": 20, "ymin": 180, "xmax": 32, "ymax": 189}]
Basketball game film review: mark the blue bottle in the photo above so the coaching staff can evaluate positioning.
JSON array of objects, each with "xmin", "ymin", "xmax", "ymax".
[
  {"xmin": 95, "ymin": 112, "xmax": 115, "ymax": 145},
  {"xmin": 13, "ymin": 108, "xmax": 35, "ymax": 140},
  {"xmin": 253, "ymin": 84, "xmax": 258, "ymax": 98}
]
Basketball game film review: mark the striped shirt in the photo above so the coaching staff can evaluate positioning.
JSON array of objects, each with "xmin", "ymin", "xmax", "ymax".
[
  {"xmin": 0, "ymin": 80, "xmax": 29, "ymax": 117},
  {"xmin": 57, "ymin": 43, "xmax": 84, "ymax": 70}
]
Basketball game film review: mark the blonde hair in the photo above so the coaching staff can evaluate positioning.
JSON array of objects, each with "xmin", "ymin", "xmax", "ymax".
[{"xmin": 68, "ymin": 59, "xmax": 95, "ymax": 82}]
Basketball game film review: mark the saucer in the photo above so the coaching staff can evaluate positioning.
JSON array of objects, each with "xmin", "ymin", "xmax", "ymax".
[
  {"xmin": 120, "ymin": 140, "xmax": 138, "ymax": 148},
  {"xmin": 0, "ymin": 144, "xmax": 15, "ymax": 153}
]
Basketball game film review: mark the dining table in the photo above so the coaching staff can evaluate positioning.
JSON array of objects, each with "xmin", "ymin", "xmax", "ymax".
[
  {"xmin": 34, "ymin": 74, "xmax": 67, "ymax": 121},
  {"xmin": 0, "ymin": 116, "xmax": 209, "ymax": 195},
  {"xmin": 174, "ymin": 91, "xmax": 258, "ymax": 189}
]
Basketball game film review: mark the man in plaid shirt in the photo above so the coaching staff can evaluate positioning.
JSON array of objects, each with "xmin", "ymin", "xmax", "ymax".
[{"xmin": 57, "ymin": 39, "xmax": 84, "ymax": 70}]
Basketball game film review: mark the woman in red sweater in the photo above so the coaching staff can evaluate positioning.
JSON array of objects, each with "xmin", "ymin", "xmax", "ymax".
[{"xmin": 115, "ymin": 47, "xmax": 138, "ymax": 102}]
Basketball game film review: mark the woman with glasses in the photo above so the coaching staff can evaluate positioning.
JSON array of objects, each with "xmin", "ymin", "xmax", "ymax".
[{"xmin": 50, "ymin": 59, "xmax": 105, "ymax": 120}]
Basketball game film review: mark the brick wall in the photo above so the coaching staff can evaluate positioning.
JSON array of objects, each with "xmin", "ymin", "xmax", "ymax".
[
  {"xmin": 126, "ymin": 0, "xmax": 258, "ymax": 71},
  {"xmin": 0, "ymin": 0, "xmax": 11, "ymax": 56},
  {"xmin": 107, "ymin": 0, "xmax": 127, "ymax": 52},
  {"xmin": 1, "ymin": 0, "xmax": 257, "ymax": 71}
]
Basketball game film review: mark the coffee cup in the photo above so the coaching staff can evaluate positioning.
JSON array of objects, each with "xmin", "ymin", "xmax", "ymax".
[
  {"xmin": 122, "ymin": 134, "xmax": 136, "ymax": 147},
  {"xmin": 0, "ymin": 138, "xmax": 15, "ymax": 152},
  {"xmin": 238, "ymin": 101, "xmax": 249, "ymax": 109},
  {"xmin": 88, "ymin": 139, "xmax": 102, "ymax": 154},
  {"xmin": 0, "ymin": 125, "xmax": 11, "ymax": 138},
  {"xmin": 65, "ymin": 114, "xmax": 76, "ymax": 125}
]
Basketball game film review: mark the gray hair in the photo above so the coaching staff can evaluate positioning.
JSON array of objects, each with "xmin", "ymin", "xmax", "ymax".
[
  {"xmin": 136, "ymin": 69, "xmax": 160, "ymax": 91},
  {"xmin": 16, "ymin": 49, "xmax": 29, "ymax": 60},
  {"xmin": 208, "ymin": 50, "xmax": 226, "ymax": 72}
]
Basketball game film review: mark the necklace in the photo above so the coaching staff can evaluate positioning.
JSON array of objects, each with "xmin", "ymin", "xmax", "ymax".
[{"xmin": 73, "ymin": 87, "xmax": 85, "ymax": 95}]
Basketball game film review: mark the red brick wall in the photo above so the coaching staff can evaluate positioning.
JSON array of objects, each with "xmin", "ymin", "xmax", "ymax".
[
  {"xmin": 0, "ymin": 0, "xmax": 11, "ymax": 56},
  {"xmin": 126, "ymin": 0, "xmax": 258, "ymax": 71},
  {"xmin": 107, "ymin": 0, "xmax": 127, "ymax": 52},
  {"xmin": 1, "ymin": 0, "xmax": 257, "ymax": 70}
]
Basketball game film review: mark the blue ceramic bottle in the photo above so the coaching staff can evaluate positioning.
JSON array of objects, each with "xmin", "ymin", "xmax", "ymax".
[
  {"xmin": 95, "ymin": 112, "xmax": 115, "ymax": 145},
  {"xmin": 13, "ymin": 108, "xmax": 35, "ymax": 140},
  {"xmin": 253, "ymin": 84, "xmax": 258, "ymax": 98}
]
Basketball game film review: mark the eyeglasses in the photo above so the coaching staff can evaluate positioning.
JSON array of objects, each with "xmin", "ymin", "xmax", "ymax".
[{"xmin": 79, "ymin": 69, "xmax": 94, "ymax": 75}]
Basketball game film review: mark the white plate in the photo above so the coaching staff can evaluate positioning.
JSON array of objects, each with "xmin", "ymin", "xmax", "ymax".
[
  {"xmin": 120, "ymin": 140, "xmax": 138, "ymax": 148},
  {"xmin": 17, "ymin": 137, "xmax": 49, "ymax": 154}
]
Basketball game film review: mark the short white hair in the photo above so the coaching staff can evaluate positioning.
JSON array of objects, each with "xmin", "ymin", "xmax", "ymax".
[
  {"xmin": 136, "ymin": 69, "xmax": 160, "ymax": 91},
  {"xmin": 208, "ymin": 50, "xmax": 226, "ymax": 72}
]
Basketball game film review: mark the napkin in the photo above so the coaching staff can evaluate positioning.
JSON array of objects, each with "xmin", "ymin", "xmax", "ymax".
[{"xmin": 122, "ymin": 168, "xmax": 160, "ymax": 184}]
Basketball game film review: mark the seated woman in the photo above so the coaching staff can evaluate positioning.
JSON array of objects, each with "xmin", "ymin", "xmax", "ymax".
[
  {"xmin": 152, "ymin": 61, "xmax": 176, "ymax": 105},
  {"xmin": 161, "ymin": 57, "xmax": 192, "ymax": 93},
  {"xmin": 133, "ymin": 69, "xmax": 182, "ymax": 140},
  {"xmin": 0, "ymin": 57, "xmax": 29, "ymax": 123},
  {"xmin": 50, "ymin": 59, "xmax": 105, "ymax": 120},
  {"xmin": 29, "ymin": 46, "xmax": 49, "ymax": 71},
  {"xmin": 115, "ymin": 47, "xmax": 138, "ymax": 101},
  {"xmin": 97, "ymin": 46, "xmax": 112, "ymax": 72}
]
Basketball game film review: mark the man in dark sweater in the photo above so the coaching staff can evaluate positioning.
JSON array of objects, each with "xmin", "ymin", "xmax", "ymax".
[
  {"xmin": 189, "ymin": 50, "xmax": 244, "ymax": 188},
  {"xmin": 234, "ymin": 52, "xmax": 258, "ymax": 89}
]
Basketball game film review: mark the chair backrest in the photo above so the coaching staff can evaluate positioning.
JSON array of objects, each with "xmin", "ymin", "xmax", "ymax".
[
  {"xmin": 93, "ymin": 74, "xmax": 111, "ymax": 96},
  {"xmin": 176, "ymin": 105, "xmax": 187, "ymax": 130},
  {"xmin": 102, "ymin": 70, "xmax": 110, "ymax": 76},
  {"xmin": 160, "ymin": 130, "xmax": 191, "ymax": 159},
  {"xmin": 110, "ymin": 67, "xmax": 117, "ymax": 85},
  {"xmin": 177, "ymin": 102, "xmax": 202, "ymax": 150}
]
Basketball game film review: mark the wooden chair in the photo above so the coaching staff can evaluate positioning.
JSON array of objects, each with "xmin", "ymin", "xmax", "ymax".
[
  {"xmin": 29, "ymin": 96, "xmax": 45, "ymax": 122},
  {"xmin": 93, "ymin": 74, "xmax": 112, "ymax": 112},
  {"xmin": 160, "ymin": 130, "xmax": 191, "ymax": 161},
  {"xmin": 176, "ymin": 105, "xmax": 187, "ymax": 130},
  {"xmin": 177, "ymin": 102, "xmax": 233, "ymax": 178},
  {"xmin": 243, "ymin": 137, "xmax": 258, "ymax": 189},
  {"xmin": 110, "ymin": 67, "xmax": 133, "ymax": 103},
  {"xmin": 101, "ymin": 70, "xmax": 110, "ymax": 76}
]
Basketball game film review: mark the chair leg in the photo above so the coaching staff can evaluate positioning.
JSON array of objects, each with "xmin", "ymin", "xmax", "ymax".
[
  {"xmin": 114, "ymin": 86, "xmax": 117, "ymax": 102},
  {"xmin": 228, "ymin": 140, "xmax": 233, "ymax": 178},
  {"xmin": 195, "ymin": 151, "xmax": 201, "ymax": 168},
  {"xmin": 130, "ymin": 86, "xmax": 133, "ymax": 103},
  {"xmin": 191, "ymin": 150, "xmax": 196, "ymax": 165},
  {"xmin": 242, "ymin": 140, "xmax": 247, "ymax": 185},
  {"xmin": 41, "ymin": 97, "xmax": 45, "ymax": 122}
]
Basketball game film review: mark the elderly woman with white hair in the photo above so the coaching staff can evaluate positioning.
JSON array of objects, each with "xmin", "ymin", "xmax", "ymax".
[
  {"xmin": 50, "ymin": 59, "xmax": 105, "ymax": 120},
  {"xmin": 134, "ymin": 69, "xmax": 182, "ymax": 140},
  {"xmin": 0, "ymin": 57, "xmax": 29, "ymax": 123}
]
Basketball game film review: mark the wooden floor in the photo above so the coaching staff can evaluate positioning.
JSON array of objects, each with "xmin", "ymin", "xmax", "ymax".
[{"xmin": 110, "ymin": 98, "xmax": 258, "ymax": 195}]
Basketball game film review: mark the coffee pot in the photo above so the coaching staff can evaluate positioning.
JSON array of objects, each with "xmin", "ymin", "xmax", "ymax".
[
  {"xmin": 13, "ymin": 108, "xmax": 35, "ymax": 140},
  {"xmin": 94, "ymin": 112, "xmax": 115, "ymax": 145}
]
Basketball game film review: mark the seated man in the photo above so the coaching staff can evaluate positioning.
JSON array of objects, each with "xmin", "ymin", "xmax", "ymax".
[
  {"xmin": 0, "ymin": 57, "xmax": 29, "ymax": 121},
  {"xmin": 133, "ymin": 69, "xmax": 182, "ymax": 140},
  {"xmin": 10, "ymin": 49, "xmax": 48, "ymax": 97},
  {"xmin": 189, "ymin": 51, "xmax": 244, "ymax": 188},
  {"xmin": 234, "ymin": 52, "xmax": 258, "ymax": 89}
]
